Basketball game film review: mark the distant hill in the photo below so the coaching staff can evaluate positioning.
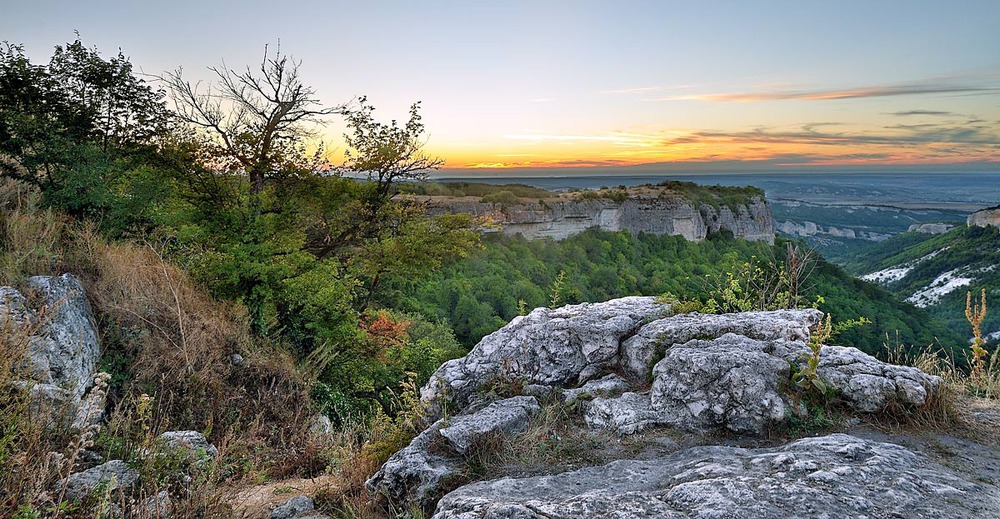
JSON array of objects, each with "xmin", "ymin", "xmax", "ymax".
[{"xmin": 852, "ymin": 225, "xmax": 1000, "ymax": 342}]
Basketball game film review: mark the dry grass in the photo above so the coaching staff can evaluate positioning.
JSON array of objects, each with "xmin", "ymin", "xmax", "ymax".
[{"xmin": 1, "ymin": 181, "xmax": 324, "ymax": 517}]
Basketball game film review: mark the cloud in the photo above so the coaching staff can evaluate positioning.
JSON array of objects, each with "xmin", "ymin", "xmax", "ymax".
[
  {"xmin": 462, "ymin": 158, "xmax": 634, "ymax": 169},
  {"xmin": 666, "ymin": 121, "xmax": 1000, "ymax": 148},
  {"xmin": 503, "ymin": 132, "xmax": 662, "ymax": 147},
  {"xmin": 888, "ymin": 110, "xmax": 958, "ymax": 116},
  {"xmin": 650, "ymin": 79, "xmax": 999, "ymax": 102},
  {"xmin": 600, "ymin": 86, "xmax": 662, "ymax": 95}
]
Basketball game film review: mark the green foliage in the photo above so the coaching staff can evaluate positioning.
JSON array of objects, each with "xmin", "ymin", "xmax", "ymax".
[
  {"xmin": 656, "ymin": 180, "xmax": 765, "ymax": 211},
  {"xmin": 398, "ymin": 181, "xmax": 552, "ymax": 199},
  {"xmin": 844, "ymin": 225, "xmax": 1000, "ymax": 343},
  {"xmin": 0, "ymin": 39, "xmax": 174, "ymax": 235},
  {"xmin": 398, "ymin": 229, "xmax": 957, "ymax": 355},
  {"xmin": 479, "ymin": 190, "xmax": 523, "ymax": 206}
]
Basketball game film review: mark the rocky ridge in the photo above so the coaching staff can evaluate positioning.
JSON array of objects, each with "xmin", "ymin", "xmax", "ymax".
[
  {"xmin": 368, "ymin": 297, "xmax": 963, "ymax": 516},
  {"xmin": 426, "ymin": 189, "xmax": 775, "ymax": 243},
  {"xmin": 968, "ymin": 205, "xmax": 1000, "ymax": 229}
]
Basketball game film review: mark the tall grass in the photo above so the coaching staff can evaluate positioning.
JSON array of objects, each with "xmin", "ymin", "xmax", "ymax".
[{"xmin": 1, "ymin": 181, "xmax": 326, "ymax": 516}]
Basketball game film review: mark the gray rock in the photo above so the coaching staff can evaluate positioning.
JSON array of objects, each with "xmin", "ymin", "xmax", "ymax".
[
  {"xmin": 0, "ymin": 285, "xmax": 34, "ymax": 324},
  {"xmin": 144, "ymin": 490, "xmax": 173, "ymax": 518},
  {"xmin": 649, "ymin": 334, "xmax": 790, "ymax": 433},
  {"xmin": 158, "ymin": 430, "xmax": 218, "ymax": 462},
  {"xmin": 521, "ymin": 384, "xmax": 555, "ymax": 400},
  {"xmin": 440, "ymin": 396, "xmax": 540, "ymax": 454},
  {"xmin": 271, "ymin": 495, "xmax": 329, "ymax": 519},
  {"xmin": 228, "ymin": 353, "xmax": 244, "ymax": 366},
  {"xmin": 428, "ymin": 193, "xmax": 775, "ymax": 244},
  {"xmin": 620, "ymin": 309, "xmax": 822, "ymax": 381},
  {"xmin": 584, "ymin": 392, "xmax": 668, "ymax": 435},
  {"xmin": 814, "ymin": 344, "xmax": 940, "ymax": 412},
  {"xmin": 28, "ymin": 274, "xmax": 101, "ymax": 399},
  {"xmin": 420, "ymin": 297, "xmax": 668, "ymax": 421},
  {"xmin": 308, "ymin": 414, "xmax": 333, "ymax": 438},
  {"xmin": 433, "ymin": 434, "xmax": 1000, "ymax": 518},
  {"xmin": 61, "ymin": 459, "xmax": 139, "ymax": 503},
  {"xmin": 562, "ymin": 374, "xmax": 631, "ymax": 405},
  {"xmin": 366, "ymin": 422, "xmax": 463, "ymax": 509}
]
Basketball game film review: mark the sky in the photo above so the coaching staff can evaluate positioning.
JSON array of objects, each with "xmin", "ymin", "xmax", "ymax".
[{"xmin": 2, "ymin": 0, "xmax": 999, "ymax": 172}]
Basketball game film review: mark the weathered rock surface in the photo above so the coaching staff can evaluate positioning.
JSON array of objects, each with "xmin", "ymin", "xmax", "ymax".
[
  {"xmin": 562, "ymin": 374, "xmax": 631, "ymax": 405},
  {"xmin": 61, "ymin": 459, "xmax": 139, "ymax": 502},
  {"xmin": 271, "ymin": 495, "xmax": 329, "ymax": 519},
  {"xmin": 619, "ymin": 309, "xmax": 821, "ymax": 381},
  {"xmin": 648, "ymin": 334, "xmax": 791, "ymax": 433},
  {"xmin": 420, "ymin": 297, "xmax": 668, "ymax": 421},
  {"xmin": 366, "ymin": 421, "xmax": 462, "ymax": 508},
  {"xmin": 27, "ymin": 274, "xmax": 102, "ymax": 398},
  {"xmin": 427, "ymin": 192, "xmax": 775, "ymax": 243},
  {"xmin": 2, "ymin": 274, "xmax": 104, "ymax": 428},
  {"xmin": 584, "ymin": 392, "xmax": 668, "ymax": 435},
  {"xmin": 158, "ymin": 430, "xmax": 219, "ymax": 462},
  {"xmin": 433, "ymin": 434, "xmax": 1000, "ymax": 518},
  {"xmin": 908, "ymin": 222, "xmax": 955, "ymax": 234},
  {"xmin": 368, "ymin": 396, "xmax": 542, "ymax": 509},
  {"xmin": 379, "ymin": 298, "xmax": 947, "ymax": 512},
  {"xmin": 968, "ymin": 206, "xmax": 1000, "ymax": 229},
  {"xmin": 440, "ymin": 396, "xmax": 540, "ymax": 454}
]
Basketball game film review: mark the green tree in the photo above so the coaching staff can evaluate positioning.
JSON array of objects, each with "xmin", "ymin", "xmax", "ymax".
[{"xmin": 0, "ymin": 38, "xmax": 173, "ymax": 230}]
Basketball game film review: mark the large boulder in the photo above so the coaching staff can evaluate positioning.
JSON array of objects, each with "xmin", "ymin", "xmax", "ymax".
[
  {"xmin": 432, "ymin": 434, "xmax": 1000, "ymax": 518},
  {"xmin": 366, "ymin": 421, "xmax": 463, "ymax": 508},
  {"xmin": 440, "ymin": 396, "xmax": 540, "ymax": 455},
  {"xmin": 27, "ymin": 274, "xmax": 102, "ymax": 399},
  {"xmin": 368, "ymin": 396, "xmax": 542, "ymax": 510},
  {"xmin": 2, "ymin": 274, "xmax": 104, "ymax": 429},
  {"xmin": 61, "ymin": 459, "xmax": 139, "ymax": 503},
  {"xmin": 420, "ymin": 297, "xmax": 668, "ymax": 421},
  {"xmin": 619, "ymin": 309, "xmax": 821, "ymax": 381}
]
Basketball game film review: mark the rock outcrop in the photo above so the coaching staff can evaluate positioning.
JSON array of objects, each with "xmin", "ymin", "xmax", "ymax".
[
  {"xmin": 1, "ymin": 274, "xmax": 104, "ymax": 428},
  {"xmin": 427, "ymin": 192, "xmax": 775, "ymax": 243},
  {"xmin": 375, "ymin": 298, "xmax": 945, "ymax": 513},
  {"xmin": 432, "ymin": 434, "xmax": 1000, "ymax": 519},
  {"xmin": 968, "ymin": 206, "xmax": 1000, "ymax": 229},
  {"xmin": 367, "ymin": 396, "xmax": 542, "ymax": 508},
  {"xmin": 420, "ymin": 297, "xmax": 669, "ymax": 422},
  {"xmin": 61, "ymin": 459, "xmax": 139, "ymax": 503},
  {"xmin": 908, "ymin": 222, "xmax": 956, "ymax": 234}
]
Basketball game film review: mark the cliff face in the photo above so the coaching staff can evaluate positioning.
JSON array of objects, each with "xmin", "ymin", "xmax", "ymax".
[
  {"xmin": 968, "ymin": 206, "xmax": 1000, "ymax": 229},
  {"xmin": 428, "ymin": 194, "xmax": 775, "ymax": 244}
]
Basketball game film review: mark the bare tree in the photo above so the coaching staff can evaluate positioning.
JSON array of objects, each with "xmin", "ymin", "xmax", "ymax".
[{"xmin": 163, "ymin": 43, "xmax": 344, "ymax": 194}]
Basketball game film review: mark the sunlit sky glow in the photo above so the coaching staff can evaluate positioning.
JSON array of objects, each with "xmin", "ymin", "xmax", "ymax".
[{"xmin": 3, "ymin": 0, "xmax": 999, "ymax": 172}]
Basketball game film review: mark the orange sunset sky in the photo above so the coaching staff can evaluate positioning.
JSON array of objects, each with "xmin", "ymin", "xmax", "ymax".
[{"xmin": 3, "ymin": 0, "xmax": 999, "ymax": 172}]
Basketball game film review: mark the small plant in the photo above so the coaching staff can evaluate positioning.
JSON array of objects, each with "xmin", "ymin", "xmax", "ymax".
[
  {"xmin": 966, "ymin": 289, "xmax": 988, "ymax": 378},
  {"xmin": 517, "ymin": 299, "xmax": 527, "ymax": 316},
  {"xmin": 549, "ymin": 270, "xmax": 567, "ymax": 308},
  {"xmin": 793, "ymin": 314, "xmax": 833, "ymax": 396}
]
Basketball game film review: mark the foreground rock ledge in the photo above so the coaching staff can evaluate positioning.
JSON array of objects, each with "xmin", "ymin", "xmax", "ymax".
[{"xmin": 432, "ymin": 433, "xmax": 1000, "ymax": 519}]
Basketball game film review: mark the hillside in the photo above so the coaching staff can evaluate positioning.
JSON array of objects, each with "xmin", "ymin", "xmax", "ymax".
[
  {"xmin": 853, "ymin": 225, "xmax": 1000, "ymax": 341},
  {"xmin": 397, "ymin": 229, "xmax": 964, "ymax": 355}
]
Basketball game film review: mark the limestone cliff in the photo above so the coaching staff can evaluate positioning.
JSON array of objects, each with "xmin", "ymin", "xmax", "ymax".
[
  {"xmin": 425, "ymin": 186, "xmax": 775, "ymax": 244},
  {"xmin": 968, "ymin": 206, "xmax": 1000, "ymax": 229}
]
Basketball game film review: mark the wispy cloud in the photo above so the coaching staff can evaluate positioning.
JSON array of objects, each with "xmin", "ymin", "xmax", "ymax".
[
  {"xmin": 650, "ymin": 79, "xmax": 999, "ymax": 102},
  {"xmin": 503, "ymin": 132, "xmax": 662, "ymax": 147},
  {"xmin": 888, "ymin": 110, "xmax": 958, "ymax": 117},
  {"xmin": 600, "ymin": 86, "xmax": 662, "ymax": 95}
]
